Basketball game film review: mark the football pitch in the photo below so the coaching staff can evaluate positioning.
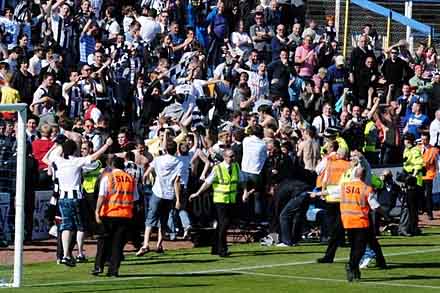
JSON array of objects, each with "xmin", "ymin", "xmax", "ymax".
[{"xmin": 2, "ymin": 227, "xmax": 440, "ymax": 292}]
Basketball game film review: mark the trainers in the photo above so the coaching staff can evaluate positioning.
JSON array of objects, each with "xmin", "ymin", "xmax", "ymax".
[
  {"xmin": 136, "ymin": 246, "xmax": 150, "ymax": 257},
  {"xmin": 183, "ymin": 226, "xmax": 192, "ymax": 240},
  {"xmin": 90, "ymin": 268, "xmax": 103, "ymax": 276},
  {"xmin": 276, "ymin": 242, "xmax": 290, "ymax": 247},
  {"xmin": 76, "ymin": 255, "xmax": 88, "ymax": 263},
  {"xmin": 359, "ymin": 256, "xmax": 374, "ymax": 269},
  {"xmin": 61, "ymin": 257, "xmax": 76, "ymax": 267}
]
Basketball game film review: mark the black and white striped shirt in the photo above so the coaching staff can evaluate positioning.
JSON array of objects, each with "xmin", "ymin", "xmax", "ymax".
[{"xmin": 51, "ymin": 14, "xmax": 74, "ymax": 49}]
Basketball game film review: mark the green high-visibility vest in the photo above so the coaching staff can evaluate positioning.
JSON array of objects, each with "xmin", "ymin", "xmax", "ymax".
[
  {"xmin": 363, "ymin": 120, "xmax": 377, "ymax": 153},
  {"xmin": 212, "ymin": 162, "xmax": 239, "ymax": 204},
  {"xmin": 82, "ymin": 161, "xmax": 102, "ymax": 194},
  {"xmin": 403, "ymin": 146, "xmax": 424, "ymax": 186}
]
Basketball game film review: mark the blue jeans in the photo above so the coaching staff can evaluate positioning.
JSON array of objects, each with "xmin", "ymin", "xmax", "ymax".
[
  {"xmin": 167, "ymin": 187, "xmax": 191, "ymax": 237},
  {"xmin": 168, "ymin": 209, "xmax": 191, "ymax": 237},
  {"xmin": 242, "ymin": 172, "xmax": 266, "ymax": 221},
  {"xmin": 59, "ymin": 198, "xmax": 85, "ymax": 232},
  {"xmin": 145, "ymin": 194, "xmax": 173, "ymax": 230},
  {"xmin": 279, "ymin": 193, "xmax": 309, "ymax": 245}
]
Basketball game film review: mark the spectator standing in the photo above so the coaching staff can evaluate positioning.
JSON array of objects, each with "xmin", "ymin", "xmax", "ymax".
[
  {"xmin": 136, "ymin": 140, "xmax": 183, "ymax": 256},
  {"xmin": 46, "ymin": 137, "xmax": 112, "ymax": 266},
  {"xmin": 295, "ymin": 35, "xmax": 317, "ymax": 80},
  {"xmin": 190, "ymin": 148, "xmax": 249, "ymax": 256},
  {"xmin": 241, "ymin": 125, "xmax": 268, "ymax": 221},
  {"xmin": 92, "ymin": 157, "xmax": 138, "ymax": 277}
]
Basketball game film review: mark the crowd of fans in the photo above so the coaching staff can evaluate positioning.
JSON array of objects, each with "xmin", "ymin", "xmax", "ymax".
[{"xmin": 0, "ymin": 0, "xmax": 439, "ymax": 262}]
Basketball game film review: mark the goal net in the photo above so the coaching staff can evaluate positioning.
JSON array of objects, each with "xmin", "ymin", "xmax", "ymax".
[{"xmin": 0, "ymin": 104, "xmax": 27, "ymax": 288}]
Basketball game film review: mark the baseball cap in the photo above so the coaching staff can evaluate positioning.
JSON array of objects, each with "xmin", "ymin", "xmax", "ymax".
[{"xmin": 335, "ymin": 55, "xmax": 345, "ymax": 66}]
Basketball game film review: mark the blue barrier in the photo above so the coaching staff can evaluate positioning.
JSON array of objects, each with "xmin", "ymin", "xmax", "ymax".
[
  {"xmin": 351, "ymin": 0, "xmax": 432, "ymax": 35},
  {"xmin": 381, "ymin": 0, "xmax": 440, "ymax": 3}
]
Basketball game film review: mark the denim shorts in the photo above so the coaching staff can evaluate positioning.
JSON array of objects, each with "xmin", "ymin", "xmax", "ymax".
[
  {"xmin": 59, "ymin": 198, "xmax": 85, "ymax": 232},
  {"xmin": 145, "ymin": 194, "xmax": 173, "ymax": 229}
]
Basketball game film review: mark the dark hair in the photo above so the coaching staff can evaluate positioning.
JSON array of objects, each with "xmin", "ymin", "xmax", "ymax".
[
  {"xmin": 62, "ymin": 140, "xmax": 78, "ymax": 158},
  {"xmin": 43, "ymin": 72, "xmax": 55, "ymax": 81},
  {"xmin": 106, "ymin": 6, "xmax": 117, "ymax": 18},
  {"xmin": 328, "ymin": 141, "xmax": 339, "ymax": 153},
  {"xmin": 251, "ymin": 125, "xmax": 264, "ymax": 139},
  {"xmin": 232, "ymin": 128, "xmax": 245, "ymax": 142},
  {"xmin": 112, "ymin": 157, "xmax": 125, "ymax": 169},
  {"xmin": 0, "ymin": 62, "xmax": 9, "ymax": 71},
  {"xmin": 125, "ymin": 151, "xmax": 135, "ymax": 162},
  {"xmin": 148, "ymin": 8, "xmax": 157, "ymax": 18},
  {"xmin": 258, "ymin": 104, "xmax": 272, "ymax": 114},
  {"xmin": 165, "ymin": 139, "xmax": 177, "ymax": 155},
  {"xmin": 17, "ymin": 57, "xmax": 28, "ymax": 66},
  {"xmin": 305, "ymin": 126, "xmax": 317, "ymax": 138}
]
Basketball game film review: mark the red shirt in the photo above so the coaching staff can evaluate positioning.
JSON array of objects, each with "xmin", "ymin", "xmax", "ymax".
[{"xmin": 32, "ymin": 139, "xmax": 54, "ymax": 170}]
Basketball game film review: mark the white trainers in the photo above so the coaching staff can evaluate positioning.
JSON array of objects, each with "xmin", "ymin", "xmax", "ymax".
[
  {"xmin": 276, "ymin": 243, "xmax": 290, "ymax": 247},
  {"xmin": 359, "ymin": 256, "xmax": 374, "ymax": 269}
]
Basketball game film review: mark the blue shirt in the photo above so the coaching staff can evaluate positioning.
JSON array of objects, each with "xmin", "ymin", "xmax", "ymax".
[
  {"xmin": 397, "ymin": 95, "xmax": 420, "ymax": 119},
  {"xmin": 79, "ymin": 34, "xmax": 96, "ymax": 63},
  {"xmin": 288, "ymin": 76, "xmax": 304, "ymax": 102},
  {"xmin": 325, "ymin": 64, "xmax": 348, "ymax": 99},
  {"xmin": 210, "ymin": 14, "xmax": 228, "ymax": 39},
  {"xmin": 404, "ymin": 113, "xmax": 429, "ymax": 139}
]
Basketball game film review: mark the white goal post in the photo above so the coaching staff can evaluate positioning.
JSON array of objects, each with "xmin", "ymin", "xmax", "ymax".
[{"xmin": 0, "ymin": 103, "xmax": 27, "ymax": 288}]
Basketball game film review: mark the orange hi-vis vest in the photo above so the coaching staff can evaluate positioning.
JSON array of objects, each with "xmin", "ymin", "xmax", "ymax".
[
  {"xmin": 99, "ymin": 169, "xmax": 135, "ymax": 218},
  {"xmin": 323, "ymin": 159, "xmax": 351, "ymax": 186},
  {"xmin": 316, "ymin": 153, "xmax": 338, "ymax": 188},
  {"xmin": 421, "ymin": 145, "xmax": 439, "ymax": 180},
  {"xmin": 322, "ymin": 158, "xmax": 351, "ymax": 202},
  {"xmin": 340, "ymin": 180, "xmax": 372, "ymax": 229}
]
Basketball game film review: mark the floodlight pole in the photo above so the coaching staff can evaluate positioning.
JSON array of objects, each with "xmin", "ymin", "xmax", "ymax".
[
  {"xmin": 335, "ymin": 0, "xmax": 341, "ymax": 41},
  {"xmin": 405, "ymin": 1, "xmax": 413, "ymax": 52},
  {"xmin": 343, "ymin": 0, "xmax": 350, "ymax": 58}
]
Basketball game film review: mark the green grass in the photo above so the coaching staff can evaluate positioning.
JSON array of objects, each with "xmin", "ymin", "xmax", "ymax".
[{"xmin": 2, "ymin": 227, "xmax": 440, "ymax": 292}]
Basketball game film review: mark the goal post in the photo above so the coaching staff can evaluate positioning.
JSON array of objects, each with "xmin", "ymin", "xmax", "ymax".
[{"xmin": 0, "ymin": 103, "xmax": 27, "ymax": 288}]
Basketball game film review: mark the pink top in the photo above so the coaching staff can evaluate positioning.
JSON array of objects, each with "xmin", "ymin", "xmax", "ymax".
[{"xmin": 295, "ymin": 46, "xmax": 317, "ymax": 78}]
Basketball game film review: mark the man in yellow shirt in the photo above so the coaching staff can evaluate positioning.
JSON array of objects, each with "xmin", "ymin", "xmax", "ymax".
[{"xmin": 0, "ymin": 73, "xmax": 21, "ymax": 119}]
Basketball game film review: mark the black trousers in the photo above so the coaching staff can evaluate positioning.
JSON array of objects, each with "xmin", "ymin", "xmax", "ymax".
[
  {"xmin": 424, "ymin": 180, "xmax": 434, "ymax": 217},
  {"xmin": 323, "ymin": 202, "xmax": 345, "ymax": 260},
  {"xmin": 213, "ymin": 203, "xmax": 234, "ymax": 254},
  {"xmin": 407, "ymin": 186, "xmax": 420, "ymax": 235},
  {"xmin": 94, "ymin": 217, "xmax": 130, "ymax": 275},
  {"xmin": 347, "ymin": 228, "xmax": 368, "ymax": 272}
]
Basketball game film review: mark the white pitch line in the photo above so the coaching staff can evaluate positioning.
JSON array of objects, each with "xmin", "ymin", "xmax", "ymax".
[
  {"xmin": 239, "ymin": 271, "xmax": 440, "ymax": 290},
  {"xmin": 27, "ymin": 247, "xmax": 440, "ymax": 288}
]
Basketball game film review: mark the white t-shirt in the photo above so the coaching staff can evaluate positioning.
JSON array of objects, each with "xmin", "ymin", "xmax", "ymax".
[
  {"xmin": 151, "ymin": 154, "xmax": 183, "ymax": 200},
  {"xmin": 51, "ymin": 155, "xmax": 92, "ymax": 199},
  {"xmin": 429, "ymin": 119, "xmax": 440, "ymax": 146},
  {"xmin": 241, "ymin": 135, "xmax": 267, "ymax": 174},
  {"xmin": 137, "ymin": 16, "xmax": 161, "ymax": 42},
  {"xmin": 29, "ymin": 55, "xmax": 42, "ymax": 76}
]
